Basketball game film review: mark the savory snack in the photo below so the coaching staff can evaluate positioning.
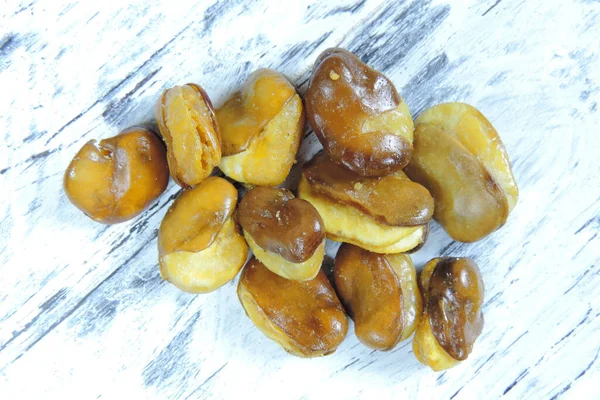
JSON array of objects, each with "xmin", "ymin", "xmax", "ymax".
[
  {"xmin": 217, "ymin": 69, "xmax": 304, "ymax": 186},
  {"xmin": 158, "ymin": 177, "xmax": 247, "ymax": 293},
  {"xmin": 63, "ymin": 127, "xmax": 169, "ymax": 224},
  {"xmin": 237, "ymin": 187, "xmax": 325, "ymax": 281},
  {"xmin": 297, "ymin": 151, "xmax": 432, "ymax": 253},
  {"xmin": 238, "ymin": 258, "xmax": 348, "ymax": 357},
  {"xmin": 334, "ymin": 244, "xmax": 422, "ymax": 350},
  {"xmin": 405, "ymin": 102, "xmax": 518, "ymax": 242},
  {"xmin": 413, "ymin": 257, "xmax": 484, "ymax": 371},
  {"xmin": 155, "ymin": 83, "xmax": 221, "ymax": 188},
  {"xmin": 305, "ymin": 48, "xmax": 414, "ymax": 177}
]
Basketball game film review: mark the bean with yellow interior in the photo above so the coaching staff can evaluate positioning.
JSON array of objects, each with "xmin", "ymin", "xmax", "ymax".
[
  {"xmin": 306, "ymin": 48, "xmax": 414, "ymax": 177},
  {"xmin": 405, "ymin": 102, "xmax": 518, "ymax": 242},
  {"xmin": 237, "ymin": 186, "xmax": 325, "ymax": 281},
  {"xmin": 217, "ymin": 69, "xmax": 304, "ymax": 186},
  {"xmin": 297, "ymin": 151, "xmax": 432, "ymax": 254},
  {"xmin": 158, "ymin": 177, "xmax": 247, "ymax": 293},
  {"xmin": 412, "ymin": 257, "xmax": 484, "ymax": 371},
  {"xmin": 155, "ymin": 83, "xmax": 221, "ymax": 188},
  {"xmin": 238, "ymin": 258, "xmax": 348, "ymax": 357}
]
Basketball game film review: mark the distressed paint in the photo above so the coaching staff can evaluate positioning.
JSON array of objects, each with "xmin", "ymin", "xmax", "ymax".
[{"xmin": 0, "ymin": 0, "xmax": 599, "ymax": 398}]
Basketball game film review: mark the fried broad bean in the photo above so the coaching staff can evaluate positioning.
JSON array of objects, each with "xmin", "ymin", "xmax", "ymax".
[
  {"xmin": 334, "ymin": 244, "xmax": 422, "ymax": 350},
  {"xmin": 158, "ymin": 177, "xmax": 247, "ymax": 293},
  {"xmin": 298, "ymin": 152, "xmax": 431, "ymax": 254},
  {"xmin": 217, "ymin": 69, "xmax": 304, "ymax": 186},
  {"xmin": 155, "ymin": 83, "xmax": 221, "ymax": 188},
  {"xmin": 413, "ymin": 257, "xmax": 484, "ymax": 371},
  {"xmin": 238, "ymin": 258, "xmax": 348, "ymax": 357},
  {"xmin": 303, "ymin": 152, "xmax": 433, "ymax": 226},
  {"xmin": 237, "ymin": 187, "xmax": 325, "ymax": 281},
  {"xmin": 405, "ymin": 102, "xmax": 518, "ymax": 242},
  {"xmin": 305, "ymin": 48, "xmax": 414, "ymax": 177},
  {"xmin": 64, "ymin": 127, "xmax": 169, "ymax": 224}
]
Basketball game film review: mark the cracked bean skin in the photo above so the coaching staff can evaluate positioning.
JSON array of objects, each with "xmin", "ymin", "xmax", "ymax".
[
  {"xmin": 237, "ymin": 186, "xmax": 325, "ymax": 281},
  {"xmin": 405, "ymin": 102, "xmax": 518, "ymax": 242},
  {"xmin": 158, "ymin": 177, "xmax": 247, "ymax": 294},
  {"xmin": 64, "ymin": 127, "xmax": 169, "ymax": 224},
  {"xmin": 155, "ymin": 83, "xmax": 221, "ymax": 188},
  {"xmin": 305, "ymin": 48, "xmax": 414, "ymax": 177},
  {"xmin": 238, "ymin": 257, "xmax": 348, "ymax": 358},
  {"xmin": 217, "ymin": 69, "xmax": 304, "ymax": 186},
  {"xmin": 298, "ymin": 152, "xmax": 430, "ymax": 254},
  {"xmin": 303, "ymin": 151, "xmax": 433, "ymax": 226},
  {"xmin": 413, "ymin": 257, "xmax": 484, "ymax": 371}
]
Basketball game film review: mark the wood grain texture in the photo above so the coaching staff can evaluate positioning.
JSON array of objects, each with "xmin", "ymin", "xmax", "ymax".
[{"xmin": 1, "ymin": 0, "xmax": 599, "ymax": 398}]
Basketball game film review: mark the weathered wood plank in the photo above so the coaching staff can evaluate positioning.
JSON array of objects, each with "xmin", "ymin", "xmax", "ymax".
[
  {"xmin": 1, "ymin": 0, "xmax": 599, "ymax": 398},
  {"xmin": 0, "ymin": 0, "xmax": 383, "ymax": 364}
]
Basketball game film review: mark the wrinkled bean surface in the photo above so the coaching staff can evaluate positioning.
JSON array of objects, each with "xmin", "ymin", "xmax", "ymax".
[
  {"xmin": 239, "ymin": 258, "xmax": 348, "ymax": 356},
  {"xmin": 216, "ymin": 69, "xmax": 296, "ymax": 156},
  {"xmin": 334, "ymin": 244, "xmax": 404, "ymax": 349},
  {"xmin": 305, "ymin": 48, "xmax": 413, "ymax": 176},
  {"xmin": 158, "ymin": 177, "xmax": 237, "ymax": 255},
  {"xmin": 238, "ymin": 187, "xmax": 325, "ymax": 263},
  {"xmin": 64, "ymin": 127, "xmax": 169, "ymax": 224},
  {"xmin": 427, "ymin": 257, "xmax": 484, "ymax": 360},
  {"xmin": 405, "ymin": 123, "xmax": 508, "ymax": 242},
  {"xmin": 303, "ymin": 152, "xmax": 433, "ymax": 226},
  {"xmin": 156, "ymin": 83, "xmax": 221, "ymax": 187}
]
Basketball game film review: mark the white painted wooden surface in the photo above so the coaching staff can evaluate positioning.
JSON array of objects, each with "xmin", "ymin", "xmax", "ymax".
[{"xmin": 1, "ymin": 0, "xmax": 599, "ymax": 398}]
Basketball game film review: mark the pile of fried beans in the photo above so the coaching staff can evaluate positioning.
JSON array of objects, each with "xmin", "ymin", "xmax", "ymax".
[{"xmin": 64, "ymin": 48, "xmax": 518, "ymax": 371}]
